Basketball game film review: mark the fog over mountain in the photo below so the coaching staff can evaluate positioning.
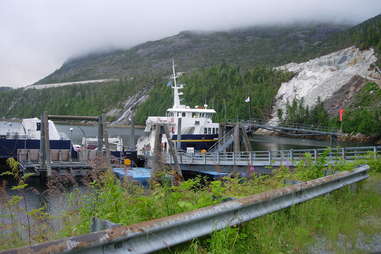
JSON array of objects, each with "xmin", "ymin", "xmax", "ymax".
[{"xmin": 1, "ymin": 0, "xmax": 380, "ymax": 87}]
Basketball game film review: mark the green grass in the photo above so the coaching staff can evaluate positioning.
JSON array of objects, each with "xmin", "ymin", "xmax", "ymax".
[
  {"xmin": 1, "ymin": 153, "xmax": 381, "ymax": 253},
  {"xmin": 166, "ymin": 180, "xmax": 381, "ymax": 254}
]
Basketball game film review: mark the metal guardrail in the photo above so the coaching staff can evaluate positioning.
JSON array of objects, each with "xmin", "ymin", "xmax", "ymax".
[
  {"xmin": 167, "ymin": 146, "xmax": 381, "ymax": 166},
  {"xmin": 0, "ymin": 165, "xmax": 369, "ymax": 254}
]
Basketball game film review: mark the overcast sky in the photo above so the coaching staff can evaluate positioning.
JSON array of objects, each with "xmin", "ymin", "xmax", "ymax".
[{"xmin": 1, "ymin": 0, "xmax": 380, "ymax": 87}]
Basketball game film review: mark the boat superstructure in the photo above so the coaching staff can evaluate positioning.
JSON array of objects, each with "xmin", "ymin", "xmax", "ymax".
[
  {"xmin": 0, "ymin": 118, "xmax": 71, "ymax": 160},
  {"xmin": 137, "ymin": 62, "xmax": 220, "ymax": 155}
]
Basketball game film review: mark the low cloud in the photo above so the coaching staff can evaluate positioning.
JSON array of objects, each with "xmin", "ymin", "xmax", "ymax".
[{"xmin": 1, "ymin": 0, "xmax": 380, "ymax": 87}]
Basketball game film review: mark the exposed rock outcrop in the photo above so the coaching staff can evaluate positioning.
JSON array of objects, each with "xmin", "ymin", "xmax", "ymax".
[
  {"xmin": 323, "ymin": 75, "xmax": 367, "ymax": 116},
  {"xmin": 108, "ymin": 87, "xmax": 151, "ymax": 125},
  {"xmin": 270, "ymin": 46, "xmax": 378, "ymax": 124}
]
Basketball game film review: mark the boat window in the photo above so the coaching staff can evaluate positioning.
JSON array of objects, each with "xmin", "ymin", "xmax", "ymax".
[
  {"xmin": 195, "ymin": 121, "xmax": 200, "ymax": 125},
  {"xmin": 182, "ymin": 112, "xmax": 186, "ymax": 117},
  {"xmin": 204, "ymin": 128, "xmax": 207, "ymax": 134},
  {"xmin": 207, "ymin": 128, "xmax": 211, "ymax": 134},
  {"xmin": 216, "ymin": 128, "xmax": 219, "ymax": 134}
]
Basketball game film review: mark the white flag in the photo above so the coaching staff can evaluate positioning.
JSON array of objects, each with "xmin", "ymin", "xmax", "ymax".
[{"xmin": 245, "ymin": 96, "xmax": 250, "ymax": 103}]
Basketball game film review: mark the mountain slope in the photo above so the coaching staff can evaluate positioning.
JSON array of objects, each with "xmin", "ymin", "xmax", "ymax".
[
  {"xmin": 37, "ymin": 23, "xmax": 348, "ymax": 84},
  {"xmin": 270, "ymin": 46, "xmax": 378, "ymax": 124},
  {"xmin": 323, "ymin": 14, "xmax": 381, "ymax": 67}
]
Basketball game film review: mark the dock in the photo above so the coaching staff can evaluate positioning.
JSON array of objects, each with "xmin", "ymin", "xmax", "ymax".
[{"xmin": 162, "ymin": 146, "xmax": 381, "ymax": 168}]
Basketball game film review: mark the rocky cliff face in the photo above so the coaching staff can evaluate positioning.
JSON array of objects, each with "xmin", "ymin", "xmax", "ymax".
[
  {"xmin": 107, "ymin": 86, "xmax": 151, "ymax": 125},
  {"xmin": 270, "ymin": 46, "xmax": 379, "ymax": 124}
]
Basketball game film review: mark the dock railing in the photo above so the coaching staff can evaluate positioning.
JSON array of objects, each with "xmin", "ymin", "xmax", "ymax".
[{"xmin": 165, "ymin": 146, "xmax": 381, "ymax": 166}]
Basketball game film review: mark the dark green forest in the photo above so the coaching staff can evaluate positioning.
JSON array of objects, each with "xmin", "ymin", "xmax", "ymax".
[
  {"xmin": 280, "ymin": 82, "xmax": 381, "ymax": 136},
  {"xmin": 279, "ymin": 97, "xmax": 329, "ymax": 128},
  {"xmin": 134, "ymin": 64, "xmax": 294, "ymax": 124},
  {"xmin": 0, "ymin": 78, "xmax": 151, "ymax": 120},
  {"xmin": 341, "ymin": 82, "xmax": 381, "ymax": 136},
  {"xmin": 324, "ymin": 14, "xmax": 381, "ymax": 67}
]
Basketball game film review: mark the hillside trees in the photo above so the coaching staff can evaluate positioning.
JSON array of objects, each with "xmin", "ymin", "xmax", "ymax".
[
  {"xmin": 134, "ymin": 64, "xmax": 294, "ymax": 123},
  {"xmin": 279, "ymin": 97, "xmax": 329, "ymax": 127},
  {"xmin": 0, "ymin": 78, "xmax": 147, "ymax": 119}
]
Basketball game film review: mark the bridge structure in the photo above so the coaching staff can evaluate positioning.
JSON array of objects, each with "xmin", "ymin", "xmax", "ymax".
[
  {"xmin": 208, "ymin": 119, "xmax": 342, "ymax": 153},
  {"xmin": 238, "ymin": 118, "xmax": 342, "ymax": 136},
  {"xmin": 163, "ymin": 146, "xmax": 381, "ymax": 168}
]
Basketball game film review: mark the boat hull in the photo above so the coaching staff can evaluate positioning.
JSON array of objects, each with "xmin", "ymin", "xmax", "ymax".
[
  {"xmin": 171, "ymin": 134, "xmax": 218, "ymax": 151},
  {"xmin": 0, "ymin": 139, "xmax": 72, "ymax": 159}
]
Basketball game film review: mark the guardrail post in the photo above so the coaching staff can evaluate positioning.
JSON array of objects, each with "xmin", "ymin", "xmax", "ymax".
[
  {"xmin": 374, "ymin": 146, "xmax": 377, "ymax": 159},
  {"xmin": 268, "ymin": 151, "xmax": 272, "ymax": 165},
  {"xmin": 314, "ymin": 149, "xmax": 317, "ymax": 162},
  {"xmin": 217, "ymin": 152, "xmax": 220, "ymax": 164},
  {"xmin": 204, "ymin": 153, "xmax": 206, "ymax": 165},
  {"xmin": 233, "ymin": 152, "xmax": 236, "ymax": 166},
  {"xmin": 290, "ymin": 149, "xmax": 293, "ymax": 162},
  {"xmin": 342, "ymin": 148, "xmax": 345, "ymax": 160},
  {"xmin": 249, "ymin": 152, "xmax": 252, "ymax": 165}
]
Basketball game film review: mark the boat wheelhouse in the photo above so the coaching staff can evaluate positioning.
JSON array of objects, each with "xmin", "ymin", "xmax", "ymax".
[{"xmin": 137, "ymin": 62, "xmax": 220, "ymax": 155}]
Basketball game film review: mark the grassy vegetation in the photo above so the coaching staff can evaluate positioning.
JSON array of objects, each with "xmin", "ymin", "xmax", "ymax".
[{"xmin": 1, "ymin": 152, "xmax": 381, "ymax": 252}]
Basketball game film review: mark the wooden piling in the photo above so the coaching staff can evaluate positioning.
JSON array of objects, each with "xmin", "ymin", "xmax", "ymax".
[
  {"xmin": 40, "ymin": 111, "xmax": 51, "ymax": 177},
  {"xmin": 233, "ymin": 123, "xmax": 240, "ymax": 153},
  {"xmin": 240, "ymin": 126, "xmax": 252, "ymax": 151}
]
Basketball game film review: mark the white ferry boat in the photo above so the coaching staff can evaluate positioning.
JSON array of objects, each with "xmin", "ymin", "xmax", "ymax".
[
  {"xmin": 137, "ymin": 62, "xmax": 220, "ymax": 155},
  {"xmin": 0, "ymin": 118, "xmax": 72, "ymax": 161}
]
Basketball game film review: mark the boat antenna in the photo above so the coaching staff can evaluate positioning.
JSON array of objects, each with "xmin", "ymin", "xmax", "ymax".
[
  {"xmin": 171, "ymin": 59, "xmax": 181, "ymax": 108},
  {"xmin": 172, "ymin": 59, "xmax": 177, "ymax": 88}
]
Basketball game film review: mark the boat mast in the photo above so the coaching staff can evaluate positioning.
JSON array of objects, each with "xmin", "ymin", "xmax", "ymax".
[{"xmin": 172, "ymin": 59, "xmax": 181, "ymax": 108}]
